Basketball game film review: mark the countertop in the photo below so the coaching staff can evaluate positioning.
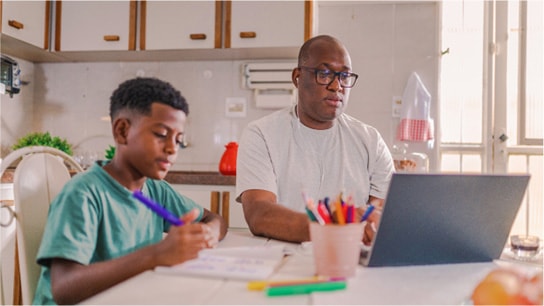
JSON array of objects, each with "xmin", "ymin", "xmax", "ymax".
[{"xmin": 1, "ymin": 170, "xmax": 235, "ymax": 186}]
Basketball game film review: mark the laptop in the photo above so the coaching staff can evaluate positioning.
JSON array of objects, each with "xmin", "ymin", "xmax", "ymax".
[{"xmin": 360, "ymin": 173, "xmax": 530, "ymax": 267}]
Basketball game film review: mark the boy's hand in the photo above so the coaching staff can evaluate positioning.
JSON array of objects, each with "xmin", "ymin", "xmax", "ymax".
[
  {"xmin": 182, "ymin": 209, "xmax": 219, "ymax": 248},
  {"xmin": 155, "ymin": 209, "xmax": 215, "ymax": 266}
]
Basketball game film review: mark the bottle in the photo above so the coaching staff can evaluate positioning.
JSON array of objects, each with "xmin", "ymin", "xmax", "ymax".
[{"xmin": 219, "ymin": 142, "xmax": 238, "ymax": 176}]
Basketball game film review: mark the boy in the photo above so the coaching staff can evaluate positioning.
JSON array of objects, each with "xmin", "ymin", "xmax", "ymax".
[{"xmin": 33, "ymin": 77, "xmax": 227, "ymax": 304}]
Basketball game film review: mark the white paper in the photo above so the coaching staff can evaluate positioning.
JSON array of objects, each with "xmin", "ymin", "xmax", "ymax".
[{"xmin": 155, "ymin": 245, "xmax": 286, "ymax": 281}]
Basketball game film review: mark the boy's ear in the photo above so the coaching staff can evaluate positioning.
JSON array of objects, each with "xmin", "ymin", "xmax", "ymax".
[{"xmin": 112, "ymin": 118, "xmax": 131, "ymax": 145}]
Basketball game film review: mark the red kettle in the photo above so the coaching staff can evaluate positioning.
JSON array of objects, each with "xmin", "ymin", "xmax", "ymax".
[{"xmin": 219, "ymin": 142, "xmax": 238, "ymax": 176}]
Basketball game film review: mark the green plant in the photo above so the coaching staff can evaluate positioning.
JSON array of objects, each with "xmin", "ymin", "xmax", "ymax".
[
  {"xmin": 105, "ymin": 145, "xmax": 115, "ymax": 160},
  {"xmin": 12, "ymin": 132, "xmax": 73, "ymax": 156}
]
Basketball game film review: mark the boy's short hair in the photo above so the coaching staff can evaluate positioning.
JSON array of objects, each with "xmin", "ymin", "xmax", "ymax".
[{"xmin": 109, "ymin": 77, "xmax": 189, "ymax": 119}]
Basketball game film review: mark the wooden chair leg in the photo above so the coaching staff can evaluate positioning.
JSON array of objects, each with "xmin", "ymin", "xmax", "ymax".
[
  {"xmin": 221, "ymin": 191, "xmax": 230, "ymax": 228},
  {"xmin": 13, "ymin": 237, "xmax": 22, "ymax": 305},
  {"xmin": 210, "ymin": 191, "xmax": 220, "ymax": 215}
]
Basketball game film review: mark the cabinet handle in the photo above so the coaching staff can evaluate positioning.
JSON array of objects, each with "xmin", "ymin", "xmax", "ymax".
[
  {"xmin": 103, "ymin": 35, "xmax": 120, "ymax": 42},
  {"xmin": 239, "ymin": 31, "xmax": 256, "ymax": 39},
  {"xmin": 8, "ymin": 20, "xmax": 24, "ymax": 30},
  {"xmin": 190, "ymin": 33, "xmax": 207, "ymax": 40}
]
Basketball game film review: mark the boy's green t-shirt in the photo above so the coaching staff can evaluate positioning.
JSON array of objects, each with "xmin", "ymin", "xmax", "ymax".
[{"xmin": 33, "ymin": 162, "xmax": 204, "ymax": 305}]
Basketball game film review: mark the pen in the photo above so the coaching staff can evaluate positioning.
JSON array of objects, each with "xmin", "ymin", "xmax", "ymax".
[
  {"xmin": 247, "ymin": 277, "xmax": 345, "ymax": 291},
  {"xmin": 133, "ymin": 190, "xmax": 184, "ymax": 226},
  {"xmin": 346, "ymin": 204, "xmax": 354, "ymax": 224},
  {"xmin": 305, "ymin": 206, "xmax": 318, "ymax": 222},
  {"xmin": 334, "ymin": 200, "xmax": 345, "ymax": 225},
  {"xmin": 265, "ymin": 281, "xmax": 347, "ymax": 296},
  {"xmin": 323, "ymin": 197, "xmax": 332, "ymax": 216},
  {"xmin": 317, "ymin": 202, "xmax": 332, "ymax": 224},
  {"xmin": 360, "ymin": 204, "xmax": 375, "ymax": 222}
]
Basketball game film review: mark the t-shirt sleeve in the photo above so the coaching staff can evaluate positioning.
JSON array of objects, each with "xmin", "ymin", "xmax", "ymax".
[
  {"xmin": 36, "ymin": 183, "xmax": 100, "ymax": 267},
  {"xmin": 235, "ymin": 123, "xmax": 278, "ymax": 202},
  {"xmin": 369, "ymin": 133, "xmax": 395, "ymax": 199}
]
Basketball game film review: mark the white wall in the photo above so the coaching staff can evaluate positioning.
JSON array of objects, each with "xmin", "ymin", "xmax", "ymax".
[
  {"xmin": 0, "ymin": 1, "xmax": 439, "ymax": 172},
  {"xmin": 317, "ymin": 1, "xmax": 439, "ymax": 169}
]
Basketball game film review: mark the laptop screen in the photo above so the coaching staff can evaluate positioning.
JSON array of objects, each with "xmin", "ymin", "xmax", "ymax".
[{"xmin": 361, "ymin": 173, "xmax": 530, "ymax": 267}]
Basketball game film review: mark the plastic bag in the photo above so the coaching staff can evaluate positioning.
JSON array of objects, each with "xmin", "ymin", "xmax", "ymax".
[{"xmin": 397, "ymin": 72, "xmax": 434, "ymax": 142}]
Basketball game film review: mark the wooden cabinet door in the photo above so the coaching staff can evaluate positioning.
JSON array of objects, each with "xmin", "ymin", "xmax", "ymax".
[
  {"xmin": 1, "ymin": 1, "xmax": 50, "ymax": 49},
  {"xmin": 227, "ymin": 1, "xmax": 308, "ymax": 48},
  {"xmin": 55, "ymin": 1, "xmax": 136, "ymax": 51},
  {"xmin": 141, "ymin": 1, "xmax": 221, "ymax": 50}
]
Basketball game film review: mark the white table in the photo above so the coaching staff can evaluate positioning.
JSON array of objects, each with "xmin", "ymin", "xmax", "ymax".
[{"xmin": 80, "ymin": 229, "xmax": 542, "ymax": 305}]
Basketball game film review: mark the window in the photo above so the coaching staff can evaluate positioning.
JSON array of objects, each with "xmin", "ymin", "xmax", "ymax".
[{"xmin": 440, "ymin": 0, "xmax": 543, "ymax": 238}]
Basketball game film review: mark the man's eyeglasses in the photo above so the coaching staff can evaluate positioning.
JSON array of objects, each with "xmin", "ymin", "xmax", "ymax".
[{"xmin": 298, "ymin": 66, "xmax": 359, "ymax": 88}]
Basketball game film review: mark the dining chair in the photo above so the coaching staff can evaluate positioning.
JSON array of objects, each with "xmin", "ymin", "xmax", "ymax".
[{"xmin": 1, "ymin": 146, "xmax": 83, "ymax": 304}]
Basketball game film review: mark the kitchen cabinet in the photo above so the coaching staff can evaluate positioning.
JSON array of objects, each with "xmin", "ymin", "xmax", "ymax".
[
  {"xmin": 1, "ymin": 1, "xmax": 51, "ymax": 49},
  {"xmin": 172, "ymin": 184, "xmax": 247, "ymax": 229},
  {"xmin": 140, "ymin": 1, "xmax": 221, "ymax": 50},
  {"xmin": 1, "ymin": 0, "xmax": 314, "ymax": 62},
  {"xmin": 225, "ymin": 0, "xmax": 313, "ymax": 48},
  {"xmin": 54, "ymin": 1, "xmax": 136, "ymax": 51}
]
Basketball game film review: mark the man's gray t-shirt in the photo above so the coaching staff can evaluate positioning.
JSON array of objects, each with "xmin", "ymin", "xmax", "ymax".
[{"xmin": 236, "ymin": 106, "xmax": 394, "ymax": 210}]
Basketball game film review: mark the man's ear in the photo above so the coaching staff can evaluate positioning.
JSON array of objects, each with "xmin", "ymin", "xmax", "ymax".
[
  {"xmin": 292, "ymin": 68, "xmax": 300, "ymax": 88},
  {"xmin": 112, "ymin": 117, "xmax": 131, "ymax": 145}
]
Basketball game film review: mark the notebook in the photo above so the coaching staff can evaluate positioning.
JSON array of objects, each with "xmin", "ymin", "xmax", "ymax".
[
  {"xmin": 360, "ymin": 173, "xmax": 530, "ymax": 267},
  {"xmin": 155, "ymin": 245, "xmax": 286, "ymax": 280}
]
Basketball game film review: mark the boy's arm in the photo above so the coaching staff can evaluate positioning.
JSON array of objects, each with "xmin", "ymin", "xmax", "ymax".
[{"xmin": 50, "ymin": 209, "xmax": 211, "ymax": 304}]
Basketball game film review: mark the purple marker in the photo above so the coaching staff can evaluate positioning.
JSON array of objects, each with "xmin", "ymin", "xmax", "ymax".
[{"xmin": 133, "ymin": 190, "xmax": 184, "ymax": 226}]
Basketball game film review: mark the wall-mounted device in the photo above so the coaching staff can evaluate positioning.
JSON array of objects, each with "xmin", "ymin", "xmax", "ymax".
[
  {"xmin": 1, "ymin": 55, "xmax": 21, "ymax": 97},
  {"xmin": 242, "ymin": 62, "xmax": 296, "ymax": 109}
]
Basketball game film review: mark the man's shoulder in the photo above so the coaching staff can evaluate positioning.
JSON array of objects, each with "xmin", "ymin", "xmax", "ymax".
[
  {"xmin": 248, "ymin": 107, "xmax": 291, "ymax": 128},
  {"xmin": 338, "ymin": 113, "xmax": 380, "ymax": 135}
]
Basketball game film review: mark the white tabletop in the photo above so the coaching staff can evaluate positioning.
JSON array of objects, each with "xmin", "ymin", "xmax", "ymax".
[{"xmin": 80, "ymin": 229, "xmax": 543, "ymax": 305}]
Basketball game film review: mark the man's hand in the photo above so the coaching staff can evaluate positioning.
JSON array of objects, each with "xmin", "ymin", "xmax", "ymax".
[{"xmin": 362, "ymin": 208, "xmax": 381, "ymax": 245}]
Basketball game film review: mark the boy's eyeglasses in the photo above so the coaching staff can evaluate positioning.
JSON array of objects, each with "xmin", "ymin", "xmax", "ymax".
[{"xmin": 298, "ymin": 66, "xmax": 359, "ymax": 88}]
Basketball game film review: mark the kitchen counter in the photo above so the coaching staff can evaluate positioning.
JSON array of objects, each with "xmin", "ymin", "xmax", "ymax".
[
  {"xmin": 1, "ymin": 170, "xmax": 235, "ymax": 186},
  {"xmin": 164, "ymin": 171, "xmax": 235, "ymax": 186}
]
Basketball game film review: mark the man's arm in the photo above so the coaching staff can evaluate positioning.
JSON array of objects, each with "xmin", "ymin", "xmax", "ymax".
[{"xmin": 241, "ymin": 189, "xmax": 311, "ymax": 243}]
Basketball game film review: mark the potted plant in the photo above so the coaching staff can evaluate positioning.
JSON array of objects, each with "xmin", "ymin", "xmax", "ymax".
[{"xmin": 12, "ymin": 132, "xmax": 73, "ymax": 156}]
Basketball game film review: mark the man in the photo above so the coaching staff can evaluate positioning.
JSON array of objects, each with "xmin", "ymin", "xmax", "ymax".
[{"xmin": 236, "ymin": 35, "xmax": 394, "ymax": 243}]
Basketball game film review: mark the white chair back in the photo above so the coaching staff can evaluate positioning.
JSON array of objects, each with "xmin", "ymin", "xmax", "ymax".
[{"xmin": 10, "ymin": 148, "xmax": 82, "ymax": 304}]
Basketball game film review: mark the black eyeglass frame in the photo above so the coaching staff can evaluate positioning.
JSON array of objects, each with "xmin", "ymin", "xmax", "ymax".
[{"xmin": 298, "ymin": 66, "xmax": 359, "ymax": 88}]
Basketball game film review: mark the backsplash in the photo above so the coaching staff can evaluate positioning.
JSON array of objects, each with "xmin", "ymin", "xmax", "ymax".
[{"xmin": 0, "ymin": 2, "xmax": 439, "ymax": 172}]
